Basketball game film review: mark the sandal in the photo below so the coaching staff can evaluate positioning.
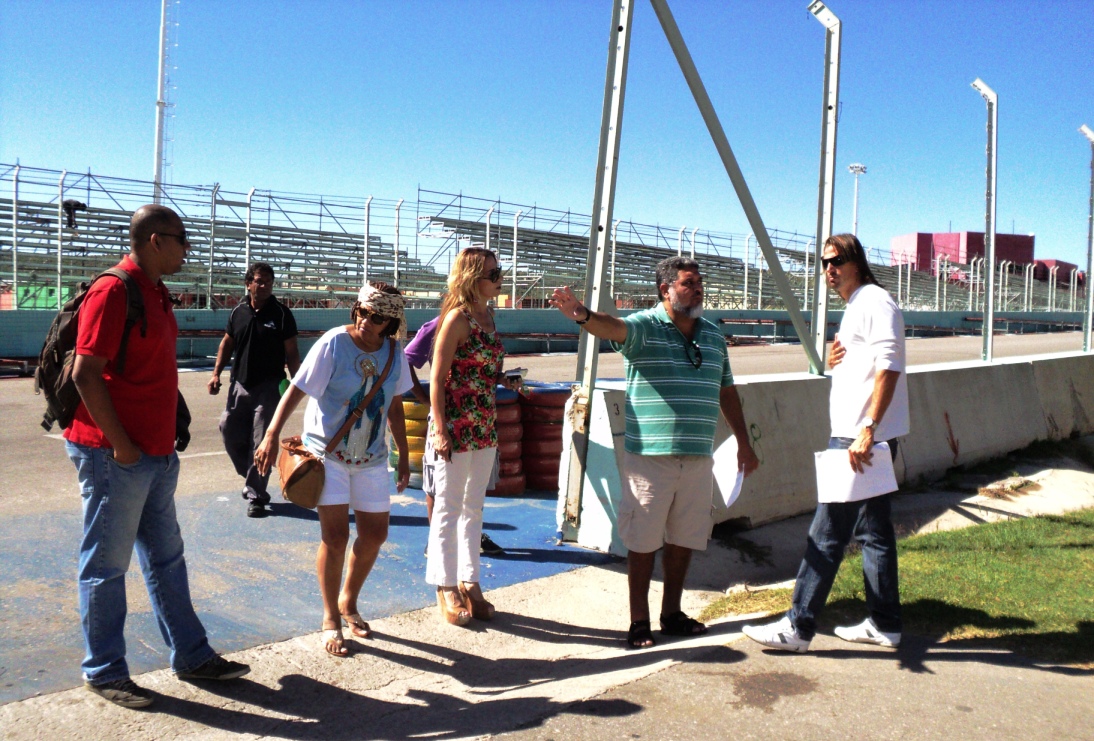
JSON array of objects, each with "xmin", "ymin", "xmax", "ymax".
[
  {"xmin": 627, "ymin": 620, "xmax": 656, "ymax": 649},
  {"xmin": 659, "ymin": 611, "xmax": 707, "ymax": 637},
  {"xmin": 458, "ymin": 582, "xmax": 496, "ymax": 621},
  {"xmin": 321, "ymin": 622, "xmax": 348, "ymax": 658},
  {"xmin": 342, "ymin": 613, "xmax": 372, "ymax": 638},
  {"xmin": 437, "ymin": 587, "xmax": 471, "ymax": 626}
]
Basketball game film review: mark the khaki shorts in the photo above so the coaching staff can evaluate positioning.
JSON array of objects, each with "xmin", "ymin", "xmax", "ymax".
[{"xmin": 618, "ymin": 451, "xmax": 715, "ymax": 553}]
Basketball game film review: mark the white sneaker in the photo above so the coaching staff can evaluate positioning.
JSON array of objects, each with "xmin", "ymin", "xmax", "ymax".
[
  {"xmin": 741, "ymin": 616, "xmax": 811, "ymax": 653},
  {"xmin": 834, "ymin": 618, "xmax": 901, "ymax": 648}
]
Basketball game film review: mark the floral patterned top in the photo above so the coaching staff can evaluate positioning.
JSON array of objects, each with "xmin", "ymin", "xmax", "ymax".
[{"xmin": 431, "ymin": 309, "xmax": 505, "ymax": 453}]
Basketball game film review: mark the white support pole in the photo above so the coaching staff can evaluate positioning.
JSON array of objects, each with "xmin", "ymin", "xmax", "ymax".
[
  {"xmin": 972, "ymin": 77, "xmax": 998, "ymax": 362},
  {"xmin": 896, "ymin": 262, "xmax": 902, "ymax": 307},
  {"xmin": 690, "ymin": 226, "xmax": 698, "ymax": 259},
  {"xmin": 804, "ymin": 240, "xmax": 813, "ymax": 309},
  {"xmin": 207, "ymin": 184, "xmax": 219, "ymax": 307},
  {"xmin": 57, "ymin": 170, "xmax": 67, "ymax": 309},
  {"xmin": 512, "ymin": 210, "xmax": 522, "ymax": 307},
  {"xmin": 758, "ymin": 250, "xmax": 765, "ymax": 310},
  {"xmin": 365, "ymin": 193, "xmax": 374, "ymax": 280},
  {"xmin": 153, "ymin": 0, "xmax": 169, "ymax": 204},
  {"xmin": 649, "ymin": 0, "xmax": 823, "ymax": 371},
  {"xmin": 244, "ymin": 187, "xmax": 256, "ymax": 270},
  {"xmin": 1070, "ymin": 268, "xmax": 1078, "ymax": 311},
  {"xmin": 484, "ymin": 205, "xmax": 494, "ymax": 252},
  {"xmin": 394, "ymin": 198, "xmax": 404, "ymax": 287},
  {"xmin": 1050, "ymin": 266, "xmax": 1059, "ymax": 311},
  {"xmin": 849, "ymin": 163, "xmax": 866, "ymax": 236},
  {"xmin": 934, "ymin": 256, "xmax": 941, "ymax": 310},
  {"xmin": 809, "ymin": 1, "xmax": 842, "ymax": 371},
  {"xmin": 1024, "ymin": 263, "xmax": 1033, "ymax": 311},
  {"xmin": 567, "ymin": 0, "xmax": 634, "ymax": 534},
  {"xmin": 942, "ymin": 257, "xmax": 949, "ymax": 310},
  {"xmin": 1080, "ymin": 125, "xmax": 1094, "ymax": 351},
  {"xmin": 610, "ymin": 219, "xmax": 620, "ymax": 299},
  {"xmin": 11, "ymin": 165, "xmax": 19, "ymax": 309},
  {"xmin": 677, "ymin": 226, "xmax": 685, "ymax": 257}
]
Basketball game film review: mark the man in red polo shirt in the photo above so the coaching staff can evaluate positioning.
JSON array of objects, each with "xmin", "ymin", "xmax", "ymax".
[{"xmin": 65, "ymin": 204, "xmax": 249, "ymax": 709}]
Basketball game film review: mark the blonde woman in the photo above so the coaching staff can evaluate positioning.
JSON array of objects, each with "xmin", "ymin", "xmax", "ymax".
[
  {"xmin": 255, "ymin": 283, "xmax": 412, "ymax": 656},
  {"xmin": 427, "ymin": 248, "xmax": 505, "ymax": 625}
]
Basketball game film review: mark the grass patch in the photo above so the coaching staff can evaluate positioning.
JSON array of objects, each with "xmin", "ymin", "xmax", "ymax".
[
  {"xmin": 710, "ymin": 509, "xmax": 1094, "ymax": 665},
  {"xmin": 699, "ymin": 587, "xmax": 791, "ymax": 624}
]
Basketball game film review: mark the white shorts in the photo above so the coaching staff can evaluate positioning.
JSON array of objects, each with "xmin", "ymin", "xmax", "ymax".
[
  {"xmin": 618, "ymin": 451, "xmax": 714, "ymax": 553},
  {"xmin": 317, "ymin": 457, "xmax": 393, "ymax": 513}
]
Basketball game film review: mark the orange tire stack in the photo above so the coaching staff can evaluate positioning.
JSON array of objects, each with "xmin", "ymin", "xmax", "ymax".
[
  {"xmin": 487, "ymin": 386, "xmax": 525, "ymax": 496},
  {"xmin": 519, "ymin": 382, "xmax": 571, "ymax": 492}
]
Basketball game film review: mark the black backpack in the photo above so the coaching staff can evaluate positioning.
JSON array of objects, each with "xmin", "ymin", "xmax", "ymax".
[{"xmin": 34, "ymin": 268, "xmax": 147, "ymax": 431}]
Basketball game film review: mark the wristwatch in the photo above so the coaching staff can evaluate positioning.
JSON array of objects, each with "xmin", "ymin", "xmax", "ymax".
[
  {"xmin": 575, "ymin": 306, "xmax": 591, "ymax": 325},
  {"xmin": 862, "ymin": 417, "xmax": 877, "ymax": 433}
]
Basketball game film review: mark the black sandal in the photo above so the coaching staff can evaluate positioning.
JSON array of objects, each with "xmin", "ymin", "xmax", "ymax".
[
  {"xmin": 659, "ymin": 611, "xmax": 707, "ymax": 637},
  {"xmin": 627, "ymin": 620, "xmax": 656, "ymax": 649}
]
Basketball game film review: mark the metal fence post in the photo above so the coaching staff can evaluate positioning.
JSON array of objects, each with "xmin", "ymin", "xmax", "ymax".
[
  {"xmin": 208, "ymin": 183, "xmax": 219, "ymax": 307},
  {"xmin": 11, "ymin": 165, "xmax": 19, "ymax": 309},
  {"xmin": 394, "ymin": 198, "xmax": 404, "ymax": 287},
  {"xmin": 972, "ymin": 78, "xmax": 998, "ymax": 361},
  {"xmin": 57, "ymin": 170, "xmax": 67, "ymax": 309},
  {"xmin": 363, "ymin": 195, "xmax": 373, "ymax": 283},
  {"xmin": 1081, "ymin": 125, "xmax": 1094, "ymax": 351},
  {"xmin": 244, "ymin": 187, "xmax": 256, "ymax": 269},
  {"xmin": 512, "ymin": 210, "xmax": 521, "ymax": 307}
]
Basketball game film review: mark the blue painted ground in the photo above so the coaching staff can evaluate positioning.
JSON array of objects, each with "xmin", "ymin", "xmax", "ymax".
[{"xmin": 0, "ymin": 486, "xmax": 617, "ymax": 705}]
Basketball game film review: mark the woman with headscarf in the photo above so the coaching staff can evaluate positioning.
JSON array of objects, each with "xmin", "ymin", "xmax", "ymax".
[
  {"xmin": 427, "ymin": 247, "xmax": 505, "ymax": 626},
  {"xmin": 255, "ymin": 282, "xmax": 412, "ymax": 656}
]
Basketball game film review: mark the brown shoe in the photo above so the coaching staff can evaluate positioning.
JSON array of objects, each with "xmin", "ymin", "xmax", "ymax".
[
  {"xmin": 437, "ymin": 587, "xmax": 471, "ymax": 626},
  {"xmin": 458, "ymin": 581, "xmax": 496, "ymax": 621}
]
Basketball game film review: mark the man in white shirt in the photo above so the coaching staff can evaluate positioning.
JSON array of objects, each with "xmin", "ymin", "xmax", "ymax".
[{"xmin": 743, "ymin": 233, "xmax": 907, "ymax": 652}]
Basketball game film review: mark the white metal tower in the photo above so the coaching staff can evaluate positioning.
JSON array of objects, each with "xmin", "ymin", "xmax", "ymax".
[{"xmin": 153, "ymin": 0, "xmax": 180, "ymax": 204}]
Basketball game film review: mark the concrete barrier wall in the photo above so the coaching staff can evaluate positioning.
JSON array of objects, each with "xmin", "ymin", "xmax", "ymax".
[{"xmin": 568, "ymin": 351, "xmax": 1094, "ymax": 541}]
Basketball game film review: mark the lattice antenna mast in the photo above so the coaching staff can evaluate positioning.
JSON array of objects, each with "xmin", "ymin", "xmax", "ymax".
[{"xmin": 153, "ymin": 0, "xmax": 180, "ymax": 203}]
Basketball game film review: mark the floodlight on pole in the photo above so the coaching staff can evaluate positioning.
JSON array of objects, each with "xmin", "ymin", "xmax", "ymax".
[
  {"xmin": 1080, "ymin": 124, "xmax": 1094, "ymax": 352},
  {"xmin": 972, "ymin": 77, "xmax": 998, "ymax": 362},
  {"xmin": 848, "ymin": 163, "xmax": 866, "ymax": 236},
  {"xmin": 808, "ymin": 0, "xmax": 842, "ymax": 373}
]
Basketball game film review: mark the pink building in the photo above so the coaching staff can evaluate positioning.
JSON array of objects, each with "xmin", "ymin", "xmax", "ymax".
[
  {"xmin": 889, "ymin": 232, "xmax": 1035, "ymax": 274},
  {"xmin": 1033, "ymin": 259, "xmax": 1079, "ymax": 285}
]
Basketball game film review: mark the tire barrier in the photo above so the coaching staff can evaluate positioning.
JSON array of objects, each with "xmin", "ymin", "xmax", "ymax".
[
  {"xmin": 498, "ymin": 440, "xmax": 522, "ymax": 460},
  {"xmin": 499, "ymin": 458, "xmax": 523, "ymax": 477},
  {"xmin": 522, "ymin": 455, "xmax": 561, "ymax": 476},
  {"xmin": 403, "ymin": 400, "xmax": 429, "ymax": 420},
  {"xmin": 522, "ymin": 437, "xmax": 563, "ymax": 457},
  {"xmin": 496, "ymin": 422, "xmax": 524, "ymax": 443},
  {"xmin": 404, "ymin": 417, "xmax": 429, "ymax": 437},
  {"xmin": 519, "ymin": 383, "xmax": 572, "ymax": 494},
  {"xmin": 408, "ymin": 472, "xmax": 424, "ymax": 490},
  {"xmin": 389, "ymin": 447, "xmax": 425, "ymax": 472},
  {"xmin": 487, "ymin": 473, "xmax": 526, "ymax": 497},
  {"xmin": 496, "ymin": 403, "xmax": 522, "ymax": 425}
]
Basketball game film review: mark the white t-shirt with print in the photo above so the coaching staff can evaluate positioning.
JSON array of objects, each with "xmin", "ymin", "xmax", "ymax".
[
  {"xmin": 292, "ymin": 326, "xmax": 413, "ymax": 467},
  {"xmin": 828, "ymin": 283, "xmax": 910, "ymax": 441}
]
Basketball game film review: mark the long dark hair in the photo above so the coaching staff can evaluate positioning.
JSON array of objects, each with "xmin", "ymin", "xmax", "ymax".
[{"xmin": 825, "ymin": 233, "xmax": 881, "ymax": 288}]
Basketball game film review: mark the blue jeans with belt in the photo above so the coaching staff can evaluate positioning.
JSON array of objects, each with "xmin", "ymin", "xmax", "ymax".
[
  {"xmin": 67, "ymin": 441, "xmax": 215, "ymax": 684},
  {"xmin": 787, "ymin": 437, "xmax": 902, "ymax": 641}
]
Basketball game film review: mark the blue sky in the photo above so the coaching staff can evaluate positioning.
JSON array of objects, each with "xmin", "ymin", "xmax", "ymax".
[{"xmin": 2, "ymin": 0, "xmax": 1092, "ymax": 265}]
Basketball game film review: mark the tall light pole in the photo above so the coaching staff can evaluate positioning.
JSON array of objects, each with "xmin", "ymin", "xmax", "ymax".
[
  {"xmin": 972, "ymin": 77, "xmax": 998, "ymax": 362},
  {"xmin": 808, "ymin": 0, "xmax": 842, "ymax": 373},
  {"xmin": 848, "ymin": 163, "xmax": 866, "ymax": 236},
  {"xmin": 1081, "ymin": 124, "xmax": 1094, "ymax": 352}
]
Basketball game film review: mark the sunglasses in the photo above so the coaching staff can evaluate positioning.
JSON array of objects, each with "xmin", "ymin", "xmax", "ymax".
[
  {"xmin": 822, "ymin": 254, "xmax": 848, "ymax": 269},
  {"xmin": 684, "ymin": 340, "xmax": 703, "ymax": 370},
  {"xmin": 482, "ymin": 267, "xmax": 503, "ymax": 282},
  {"xmin": 357, "ymin": 308, "xmax": 392, "ymax": 325},
  {"xmin": 156, "ymin": 230, "xmax": 190, "ymax": 246}
]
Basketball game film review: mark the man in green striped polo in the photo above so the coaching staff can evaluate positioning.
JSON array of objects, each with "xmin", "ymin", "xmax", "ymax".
[{"xmin": 551, "ymin": 256, "xmax": 759, "ymax": 649}]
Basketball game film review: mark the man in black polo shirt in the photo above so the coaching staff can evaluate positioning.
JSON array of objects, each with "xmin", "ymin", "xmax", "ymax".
[{"xmin": 208, "ymin": 262, "xmax": 301, "ymax": 517}]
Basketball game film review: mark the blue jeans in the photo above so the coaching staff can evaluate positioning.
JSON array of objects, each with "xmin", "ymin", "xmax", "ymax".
[
  {"xmin": 67, "ymin": 441, "xmax": 215, "ymax": 684},
  {"xmin": 787, "ymin": 437, "xmax": 901, "ymax": 640}
]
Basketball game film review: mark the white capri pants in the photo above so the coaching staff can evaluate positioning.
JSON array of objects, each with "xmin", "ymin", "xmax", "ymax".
[{"xmin": 425, "ymin": 446, "xmax": 497, "ymax": 586}]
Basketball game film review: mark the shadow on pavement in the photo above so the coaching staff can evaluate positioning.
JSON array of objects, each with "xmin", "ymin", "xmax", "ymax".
[{"xmin": 153, "ymin": 632, "xmax": 745, "ymax": 739}]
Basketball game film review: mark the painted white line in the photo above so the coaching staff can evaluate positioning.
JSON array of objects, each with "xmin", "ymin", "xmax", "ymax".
[{"xmin": 178, "ymin": 451, "xmax": 228, "ymax": 460}]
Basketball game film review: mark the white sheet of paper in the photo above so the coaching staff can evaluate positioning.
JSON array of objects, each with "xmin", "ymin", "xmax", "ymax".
[
  {"xmin": 814, "ymin": 442, "xmax": 897, "ymax": 503},
  {"xmin": 712, "ymin": 435, "xmax": 746, "ymax": 509}
]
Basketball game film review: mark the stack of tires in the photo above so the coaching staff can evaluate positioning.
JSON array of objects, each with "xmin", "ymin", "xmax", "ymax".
[
  {"xmin": 488, "ymin": 386, "xmax": 525, "ymax": 496},
  {"xmin": 398, "ymin": 395, "xmax": 430, "ymax": 490},
  {"xmin": 520, "ymin": 382, "xmax": 572, "ymax": 492}
]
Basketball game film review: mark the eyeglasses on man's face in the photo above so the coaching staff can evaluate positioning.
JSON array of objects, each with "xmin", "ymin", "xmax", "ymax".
[
  {"xmin": 156, "ymin": 230, "xmax": 190, "ymax": 247},
  {"xmin": 822, "ymin": 254, "xmax": 848, "ymax": 269}
]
